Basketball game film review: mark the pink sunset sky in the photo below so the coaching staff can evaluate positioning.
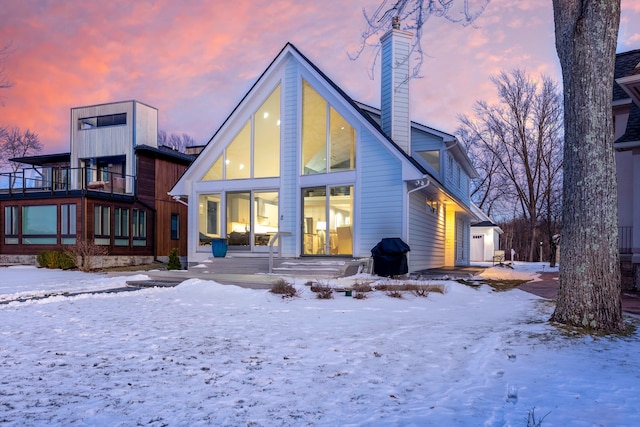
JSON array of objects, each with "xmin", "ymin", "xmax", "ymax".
[{"xmin": 1, "ymin": 0, "xmax": 640, "ymax": 155}]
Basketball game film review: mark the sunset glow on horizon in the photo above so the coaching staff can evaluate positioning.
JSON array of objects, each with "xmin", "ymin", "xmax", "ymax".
[{"xmin": 1, "ymin": 0, "xmax": 639, "ymax": 155}]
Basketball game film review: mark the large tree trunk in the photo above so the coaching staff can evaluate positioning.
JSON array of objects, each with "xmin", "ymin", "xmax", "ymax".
[{"xmin": 551, "ymin": 0, "xmax": 624, "ymax": 332}]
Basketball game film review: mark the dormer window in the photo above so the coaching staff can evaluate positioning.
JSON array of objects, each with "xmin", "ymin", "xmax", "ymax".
[{"xmin": 417, "ymin": 150, "xmax": 440, "ymax": 173}]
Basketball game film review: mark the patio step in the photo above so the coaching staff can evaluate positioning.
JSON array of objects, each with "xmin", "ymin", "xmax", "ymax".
[{"xmin": 189, "ymin": 256, "xmax": 367, "ymax": 278}]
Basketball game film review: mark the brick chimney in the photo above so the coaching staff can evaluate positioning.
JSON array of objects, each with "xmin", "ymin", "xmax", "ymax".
[{"xmin": 380, "ymin": 16, "xmax": 412, "ymax": 154}]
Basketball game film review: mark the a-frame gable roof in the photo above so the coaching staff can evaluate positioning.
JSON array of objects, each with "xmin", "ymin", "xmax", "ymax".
[{"xmin": 170, "ymin": 42, "xmax": 428, "ymax": 195}]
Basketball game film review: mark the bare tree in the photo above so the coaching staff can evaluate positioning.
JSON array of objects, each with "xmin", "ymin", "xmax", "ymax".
[
  {"xmin": 0, "ymin": 42, "xmax": 14, "ymax": 108},
  {"xmin": 551, "ymin": 0, "xmax": 624, "ymax": 332},
  {"xmin": 0, "ymin": 42, "xmax": 12, "ymax": 91},
  {"xmin": 158, "ymin": 130, "xmax": 194, "ymax": 153},
  {"xmin": 352, "ymin": 0, "xmax": 490, "ymax": 77},
  {"xmin": 457, "ymin": 69, "xmax": 563, "ymax": 261},
  {"xmin": 0, "ymin": 127, "xmax": 43, "ymax": 173}
]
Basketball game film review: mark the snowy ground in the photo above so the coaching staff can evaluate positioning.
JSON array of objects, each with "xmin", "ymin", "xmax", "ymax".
[{"xmin": 0, "ymin": 262, "xmax": 638, "ymax": 426}]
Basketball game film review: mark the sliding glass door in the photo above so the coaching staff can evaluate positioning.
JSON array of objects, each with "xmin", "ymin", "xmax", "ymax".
[{"xmin": 302, "ymin": 185, "xmax": 353, "ymax": 255}]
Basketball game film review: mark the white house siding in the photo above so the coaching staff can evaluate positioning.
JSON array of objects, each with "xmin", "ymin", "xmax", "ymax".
[
  {"xmin": 134, "ymin": 103, "xmax": 159, "ymax": 149},
  {"xmin": 279, "ymin": 59, "xmax": 299, "ymax": 256},
  {"xmin": 444, "ymin": 151, "xmax": 470, "ymax": 205},
  {"xmin": 358, "ymin": 128, "xmax": 404, "ymax": 257},
  {"xmin": 407, "ymin": 190, "xmax": 445, "ymax": 271},
  {"xmin": 71, "ymin": 101, "xmax": 158, "ymax": 181}
]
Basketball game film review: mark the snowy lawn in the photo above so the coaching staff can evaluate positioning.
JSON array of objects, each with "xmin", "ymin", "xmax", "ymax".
[{"xmin": 0, "ymin": 263, "xmax": 639, "ymax": 426}]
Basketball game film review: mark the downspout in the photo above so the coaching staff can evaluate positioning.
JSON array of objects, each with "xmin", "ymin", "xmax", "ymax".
[{"xmin": 406, "ymin": 177, "xmax": 431, "ymax": 271}]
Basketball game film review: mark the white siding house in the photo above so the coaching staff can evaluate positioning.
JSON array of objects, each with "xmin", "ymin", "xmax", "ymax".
[
  {"xmin": 170, "ymin": 29, "xmax": 477, "ymax": 273},
  {"xmin": 613, "ymin": 49, "xmax": 640, "ymax": 289}
]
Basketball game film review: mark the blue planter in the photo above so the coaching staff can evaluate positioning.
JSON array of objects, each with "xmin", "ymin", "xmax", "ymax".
[{"xmin": 211, "ymin": 238, "xmax": 228, "ymax": 258}]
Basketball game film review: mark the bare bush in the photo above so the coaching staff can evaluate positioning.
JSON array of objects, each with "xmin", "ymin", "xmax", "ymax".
[
  {"xmin": 64, "ymin": 241, "xmax": 108, "ymax": 272},
  {"xmin": 310, "ymin": 281, "xmax": 334, "ymax": 299},
  {"xmin": 270, "ymin": 279, "xmax": 297, "ymax": 298},
  {"xmin": 353, "ymin": 281, "xmax": 373, "ymax": 293},
  {"xmin": 386, "ymin": 289, "xmax": 403, "ymax": 298}
]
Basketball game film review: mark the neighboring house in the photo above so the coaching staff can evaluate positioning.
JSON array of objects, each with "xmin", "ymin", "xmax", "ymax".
[
  {"xmin": 170, "ymin": 25, "xmax": 478, "ymax": 273},
  {"xmin": 0, "ymin": 100, "xmax": 192, "ymax": 266},
  {"xmin": 614, "ymin": 49, "xmax": 640, "ymax": 290},
  {"xmin": 470, "ymin": 203, "xmax": 503, "ymax": 262}
]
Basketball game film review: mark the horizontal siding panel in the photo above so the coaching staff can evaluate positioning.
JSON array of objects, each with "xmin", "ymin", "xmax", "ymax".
[
  {"xmin": 407, "ymin": 191, "xmax": 445, "ymax": 271},
  {"xmin": 358, "ymin": 128, "xmax": 403, "ymax": 255}
]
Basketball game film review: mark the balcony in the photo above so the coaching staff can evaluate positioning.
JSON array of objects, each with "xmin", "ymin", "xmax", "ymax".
[{"xmin": 0, "ymin": 167, "xmax": 135, "ymax": 196}]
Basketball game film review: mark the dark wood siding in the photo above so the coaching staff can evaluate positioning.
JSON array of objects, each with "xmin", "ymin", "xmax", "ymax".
[{"xmin": 154, "ymin": 157, "xmax": 189, "ymax": 257}]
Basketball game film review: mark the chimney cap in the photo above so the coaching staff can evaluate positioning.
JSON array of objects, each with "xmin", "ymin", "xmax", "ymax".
[{"xmin": 392, "ymin": 16, "xmax": 401, "ymax": 30}]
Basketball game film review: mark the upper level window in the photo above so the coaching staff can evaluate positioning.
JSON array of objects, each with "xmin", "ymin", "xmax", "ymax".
[
  {"xmin": 79, "ymin": 113, "xmax": 127, "ymax": 130},
  {"xmin": 203, "ymin": 85, "xmax": 281, "ymax": 181},
  {"xmin": 302, "ymin": 80, "xmax": 355, "ymax": 175},
  {"xmin": 417, "ymin": 150, "xmax": 440, "ymax": 173}
]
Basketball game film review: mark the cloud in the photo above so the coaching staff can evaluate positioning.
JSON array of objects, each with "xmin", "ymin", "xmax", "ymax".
[{"xmin": 0, "ymin": 0, "xmax": 636, "ymax": 155}]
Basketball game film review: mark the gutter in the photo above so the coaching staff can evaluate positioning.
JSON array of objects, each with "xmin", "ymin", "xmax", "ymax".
[{"xmin": 172, "ymin": 195, "xmax": 188, "ymax": 206}]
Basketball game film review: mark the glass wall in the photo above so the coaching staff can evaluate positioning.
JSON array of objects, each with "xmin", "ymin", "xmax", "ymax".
[
  {"xmin": 202, "ymin": 84, "xmax": 281, "ymax": 181},
  {"xmin": 302, "ymin": 185, "xmax": 353, "ymax": 255},
  {"xmin": 301, "ymin": 80, "xmax": 356, "ymax": 175},
  {"xmin": 198, "ymin": 194, "xmax": 221, "ymax": 246},
  {"xmin": 227, "ymin": 192, "xmax": 251, "ymax": 249},
  {"xmin": 253, "ymin": 191, "xmax": 279, "ymax": 249}
]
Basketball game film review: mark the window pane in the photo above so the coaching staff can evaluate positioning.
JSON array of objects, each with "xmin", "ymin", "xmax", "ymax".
[
  {"xmin": 302, "ymin": 187, "xmax": 327, "ymax": 255},
  {"xmin": 329, "ymin": 107, "xmax": 355, "ymax": 171},
  {"xmin": 171, "ymin": 213, "xmax": 179, "ymax": 240},
  {"xmin": 198, "ymin": 194, "xmax": 221, "ymax": 246},
  {"xmin": 254, "ymin": 85, "xmax": 281, "ymax": 178},
  {"xmin": 23, "ymin": 205, "xmax": 57, "ymax": 235},
  {"xmin": 226, "ymin": 121, "xmax": 251, "ymax": 179},
  {"xmin": 302, "ymin": 81, "xmax": 327, "ymax": 175},
  {"xmin": 418, "ymin": 150, "xmax": 440, "ymax": 172},
  {"xmin": 61, "ymin": 204, "xmax": 77, "ymax": 235},
  {"xmin": 329, "ymin": 186, "xmax": 353, "ymax": 255},
  {"xmin": 227, "ymin": 192, "xmax": 251, "ymax": 248},
  {"xmin": 203, "ymin": 155, "xmax": 224, "ymax": 181},
  {"xmin": 4, "ymin": 206, "xmax": 17, "ymax": 235},
  {"xmin": 253, "ymin": 192, "xmax": 279, "ymax": 246}
]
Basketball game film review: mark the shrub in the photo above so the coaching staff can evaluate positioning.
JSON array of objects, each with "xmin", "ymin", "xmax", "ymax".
[
  {"xmin": 64, "ymin": 240, "xmax": 108, "ymax": 272},
  {"xmin": 270, "ymin": 279, "xmax": 297, "ymax": 298},
  {"xmin": 167, "ymin": 248, "xmax": 182, "ymax": 270},
  {"xmin": 37, "ymin": 250, "xmax": 76, "ymax": 270},
  {"xmin": 352, "ymin": 281, "xmax": 373, "ymax": 293},
  {"xmin": 310, "ymin": 281, "xmax": 333, "ymax": 299},
  {"xmin": 386, "ymin": 289, "xmax": 403, "ymax": 298},
  {"xmin": 57, "ymin": 252, "xmax": 76, "ymax": 270}
]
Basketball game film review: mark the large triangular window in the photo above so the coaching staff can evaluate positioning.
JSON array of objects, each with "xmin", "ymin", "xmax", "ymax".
[
  {"xmin": 202, "ymin": 84, "xmax": 281, "ymax": 181},
  {"xmin": 302, "ymin": 80, "xmax": 355, "ymax": 175}
]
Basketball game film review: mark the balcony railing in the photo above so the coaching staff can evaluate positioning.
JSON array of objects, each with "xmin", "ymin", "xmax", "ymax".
[{"xmin": 0, "ymin": 167, "xmax": 135, "ymax": 196}]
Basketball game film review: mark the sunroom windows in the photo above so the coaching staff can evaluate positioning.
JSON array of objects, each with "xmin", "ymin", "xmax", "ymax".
[
  {"xmin": 302, "ymin": 80, "xmax": 356, "ymax": 174},
  {"xmin": 203, "ymin": 84, "xmax": 281, "ymax": 181}
]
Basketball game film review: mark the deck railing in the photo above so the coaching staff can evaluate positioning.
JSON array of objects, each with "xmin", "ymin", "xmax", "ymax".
[{"xmin": 0, "ymin": 167, "xmax": 135, "ymax": 196}]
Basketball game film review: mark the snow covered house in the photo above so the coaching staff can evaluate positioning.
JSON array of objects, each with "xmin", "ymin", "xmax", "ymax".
[
  {"xmin": 614, "ymin": 49, "xmax": 640, "ymax": 289},
  {"xmin": 470, "ymin": 203, "xmax": 503, "ymax": 262},
  {"xmin": 169, "ymin": 26, "xmax": 478, "ymax": 273}
]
